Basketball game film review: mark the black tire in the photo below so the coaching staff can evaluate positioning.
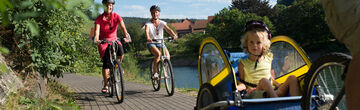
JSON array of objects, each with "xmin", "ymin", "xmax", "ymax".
[
  {"xmin": 150, "ymin": 61, "xmax": 160, "ymax": 91},
  {"xmin": 108, "ymin": 76, "xmax": 114, "ymax": 97},
  {"xmin": 163, "ymin": 59, "xmax": 175, "ymax": 96},
  {"xmin": 195, "ymin": 84, "xmax": 218, "ymax": 110},
  {"xmin": 114, "ymin": 60, "xmax": 124, "ymax": 103},
  {"xmin": 301, "ymin": 53, "xmax": 351, "ymax": 110}
]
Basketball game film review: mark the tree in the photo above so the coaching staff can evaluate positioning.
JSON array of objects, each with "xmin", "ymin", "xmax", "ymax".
[
  {"xmin": 1, "ymin": 0, "xmax": 101, "ymax": 78},
  {"xmin": 277, "ymin": 0, "xmax": 295, "ymax": 6},
  {"xmin": 230, "ymin": 0, "xmax": 273, "ymax": 17},
  {"xmin": 206, "ymin": 8, "xmax": 273, "ymax": 50},
  {"xmin": 272, "ymin": 0, "xmax": 346, "ymax": 52}
]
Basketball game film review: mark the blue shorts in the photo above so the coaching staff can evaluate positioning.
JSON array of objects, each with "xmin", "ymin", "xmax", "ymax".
[{"xmin": 147, "ymin": 43, "xmax": 167, "ymax": 53}]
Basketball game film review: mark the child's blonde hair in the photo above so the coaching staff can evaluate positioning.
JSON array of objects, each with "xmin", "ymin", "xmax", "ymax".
[{"xmin": 241, "ymin": 28, "xmax": 271, "ymax": 56}]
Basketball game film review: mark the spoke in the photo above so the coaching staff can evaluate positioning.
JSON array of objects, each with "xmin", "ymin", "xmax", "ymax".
[
  {"xmin": 319, "ymin": 70, "xmax": 331, "ymax": 94},
  {"xmin": 329, "ymin": 66, "xmax": 338, "ymax": 94}
]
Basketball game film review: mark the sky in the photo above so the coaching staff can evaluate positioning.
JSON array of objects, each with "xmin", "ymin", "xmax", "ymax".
[{"xmin": 94, "ymin": 0, "xmax": 277, "ymax": 19}]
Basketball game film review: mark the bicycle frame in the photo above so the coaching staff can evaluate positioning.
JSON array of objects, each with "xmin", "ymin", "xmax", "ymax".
[{"xmin": 153, "ymin": 37, "xmax": 172, "ymax": 76}]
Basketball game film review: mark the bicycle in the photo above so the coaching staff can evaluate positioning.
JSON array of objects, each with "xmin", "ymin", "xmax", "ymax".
[
  {"xmin": 149, "ymin": 37, "xmax": 175, "ymax": 96},
  {"xmin": 101, "ymin": 38, "xmax": 125, "ymax": 103}
]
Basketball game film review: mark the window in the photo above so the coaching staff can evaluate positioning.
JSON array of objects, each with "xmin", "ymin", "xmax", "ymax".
[
  {"xmin": 271, "ymin": 42, "xmax": 306, "ymax": 78},
  {"xmin": 200, "ymin": 44, "xmax": 225, "ymax": 83}
]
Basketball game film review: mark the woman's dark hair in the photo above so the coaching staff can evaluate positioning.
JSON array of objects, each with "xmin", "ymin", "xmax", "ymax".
[
  {"xmin": 150, "ymin": 5, "xmax": 161, "ymax": 12},
  {"xmin": 102, "ymin": 0, "xmax": 115, "ymax": 5},
  {"xmin": 244, "ymin": 20, "xmax": 271, "ymax": 40}
]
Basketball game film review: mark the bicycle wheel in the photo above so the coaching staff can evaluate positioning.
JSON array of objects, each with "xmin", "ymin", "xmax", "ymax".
[
  {"xmin": 163, "ymin": 59, "xmax": 175, "ymax": 96},
  {"xmin": 150, "ymin": 61, "xmax": 160, "ymax": 91},
  {"xmin": 301, "ymin": 53, "xmax": 351, "ymax": 110},
  {"xmin": 108, "ymin": 75, "xmax": 114, "ymax": 97},
  {"xmin": 114, "ymin": 60, "xmax": 124, "ymax": 103},
  {"xmin": 195, "ymin": 84, "xmax": 218, "ymax": 110}
]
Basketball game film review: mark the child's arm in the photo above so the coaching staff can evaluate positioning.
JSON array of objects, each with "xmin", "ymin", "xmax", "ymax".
[
  {"xmin": 237, "ymin": 61, "xmax": 247, "ymax": 91},
  {"xmin": 271, "ymin": 66, "xmax": 281, "ymax": 87}
]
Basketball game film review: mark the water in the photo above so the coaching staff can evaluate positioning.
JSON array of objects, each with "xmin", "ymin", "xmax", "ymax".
[{"xmin": 173, "ymin": 66, "xmax": 199, "ymax": 89}]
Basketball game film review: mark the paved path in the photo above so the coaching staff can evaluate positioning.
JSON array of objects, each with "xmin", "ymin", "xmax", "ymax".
[{"xmin": 56, "ymin": 73, "xmax": 196, "ymax": 110}]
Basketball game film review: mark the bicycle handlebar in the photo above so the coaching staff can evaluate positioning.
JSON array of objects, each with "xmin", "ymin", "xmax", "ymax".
[
  {"xmin": 152, "ymin": 37, "xmax": 173, "ymax": 42},
  {"xmin": 100, "ymin": 39, "xmax": 118, "ymax": 44}
]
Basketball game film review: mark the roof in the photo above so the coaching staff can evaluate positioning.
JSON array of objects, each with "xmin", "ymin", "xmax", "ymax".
[
  {"xmin": 170, "ymin": 19, "xmax": 193, "ymax": 30},
  {"xmin": 192, "ymin": 20, "xmax": 208, "ymax": 29}
]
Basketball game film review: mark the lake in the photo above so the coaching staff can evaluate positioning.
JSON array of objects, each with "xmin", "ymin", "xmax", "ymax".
[{"xmin": 173, "ymin": 66, "xmax": 199, "ymax": 89}]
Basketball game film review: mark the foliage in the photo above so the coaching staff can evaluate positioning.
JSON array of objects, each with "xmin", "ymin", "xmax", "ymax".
[
  {"xmin": 206, "ymin": 8, "xmax": 273, "ymax": 50},
  {"xmin": 4, "ymin": 79, "xmax": 80, "ymax": 110},
  {"xmin": 122, "ymin": 53, "xmax": 147, "ymax": 82},
  {"xmin": 118, "ymin": 23, "xmax": 146, "ymax": 54},
  {"xmin": 230, "ymin": 0, "xmax": 273, "ymax": 17},
  {"xmin": 277, "ymin": 0, "xmax": 295, "ymax": 6},
  {"xmin": 123, "ymin": 17, "xmax": 183, "ymax": 24},
  {"xmin": 272, "ymin": 0, "xmax": 346, "ymax": 52},
  {"xmin": 0, "ymin": 0, "xmax": 102, "ymax": 78},
  {"xmin": 173, "ymin": 33, "xmax": 206, "ymax": 54}
]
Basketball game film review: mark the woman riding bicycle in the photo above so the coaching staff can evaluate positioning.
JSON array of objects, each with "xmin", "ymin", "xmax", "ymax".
[
  {"xmin": 93, "ymin": 0, "xmax": 131, "ymax": 93},
  {"xmin": 145, "ymin": 5, "xmax": 178, "ymax": 80}
]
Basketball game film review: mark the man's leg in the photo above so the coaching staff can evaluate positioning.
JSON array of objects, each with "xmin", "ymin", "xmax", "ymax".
[{"xmin": 346, "ymin": 53, "xmax": 360, "ymax": 110}]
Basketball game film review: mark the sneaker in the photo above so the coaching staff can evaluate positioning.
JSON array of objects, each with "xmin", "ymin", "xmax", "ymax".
[{"xmin": 152, "ymin": 72, "xmax": 159, "ymax": 80}]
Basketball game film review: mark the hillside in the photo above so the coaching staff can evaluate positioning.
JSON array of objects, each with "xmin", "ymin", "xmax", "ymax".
[{"xmin": 122, "ymin": 17, "xmax": 200, "ymax": 24}]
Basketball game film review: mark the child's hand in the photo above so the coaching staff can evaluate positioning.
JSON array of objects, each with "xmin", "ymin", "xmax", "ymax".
[{"xmin": 246, "ymin": 88, "xmax": 257, "ymax": 94}]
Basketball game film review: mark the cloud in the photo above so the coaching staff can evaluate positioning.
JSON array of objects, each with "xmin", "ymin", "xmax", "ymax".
[
  {"xmin": 124, "ymin": 5, "xmax": 146, "ymax": 11},
  {"xmin": 190, "ymin": 3, "xmax": 207, "ymax": 7}
]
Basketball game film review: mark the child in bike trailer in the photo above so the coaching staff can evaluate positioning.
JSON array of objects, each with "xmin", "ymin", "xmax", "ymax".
[
  {"xmin": 236, "ymin": 20, "xmax": 300, "ymax": 98},
  {"xmin": 145, "ymin": 5, "xmax": 178, "ymax": 80},
  {"xmin": 93, "ymin": 0, "xmax": 131, "ymax": 93}
]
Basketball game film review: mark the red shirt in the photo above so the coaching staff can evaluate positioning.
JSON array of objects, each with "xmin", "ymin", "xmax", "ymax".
[{"xmin": 95, "ymin": 12, "xmax": 123, "ymax": 58}]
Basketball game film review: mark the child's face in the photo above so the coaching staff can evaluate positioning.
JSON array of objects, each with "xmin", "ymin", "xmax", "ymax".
[
  {"xmin": 151, "ymin": 10, "xmax": 160, "ymax": 20},
  {"xmin": 247, "ymin": 33, "xmax": 263, "ymax": 55}
]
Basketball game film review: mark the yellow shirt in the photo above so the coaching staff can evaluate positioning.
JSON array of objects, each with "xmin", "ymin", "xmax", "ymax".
[{"xmin": 239, "ymin": 53, "xmax": 273, "ymax": 88}]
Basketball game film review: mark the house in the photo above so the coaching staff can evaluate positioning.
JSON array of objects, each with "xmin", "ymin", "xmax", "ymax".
[
  {"xmin": 169, "ymin": 19, "xmax": 193, "ymax": 37},
  {"xmin": 169, "ymin": 16, "xmax": 214, "ymax": 37}
]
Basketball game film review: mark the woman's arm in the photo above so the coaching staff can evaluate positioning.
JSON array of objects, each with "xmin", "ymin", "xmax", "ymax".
[
  {"xmin": 94, "ymin": 24, "xmax": 101, "ymax": 45},
  {"xmin": 119, "ymin": 21, "xmax": 130, "ymax": 42},
  {"xmin": 164, "ymin": 24, "xmax": 177, "ymax": 40},
  {"xmin": 144, "ymin": 25, "xmax": 152, "ymax": 43}
]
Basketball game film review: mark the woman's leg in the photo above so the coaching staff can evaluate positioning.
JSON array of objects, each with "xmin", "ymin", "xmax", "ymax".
[
  {"xmin": 276, "ymin": 75, "xmax": 300, "ymax": 96},
  {"xmin": 164, "ymin": 47, "xmax": 170, "ymax": 60},
  {"xmin": 102, "ymin": 68, "xmax": 110, "ymax": 92},
  {"xmin": 257, "ymin": 78, "xmax": 278, "ymax": 97},
  {"xmin": 150, "ymin": 46, "xmax": 161, "ymax": 74}
]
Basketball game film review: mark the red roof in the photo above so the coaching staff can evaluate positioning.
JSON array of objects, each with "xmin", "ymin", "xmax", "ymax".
[
  {"xmin": 170, "ymin": 19, "xmax": 193, "ymax": 30},
  {"xmin": 192, "ymin": 20, "xmax": 208, "ymax": 29}
]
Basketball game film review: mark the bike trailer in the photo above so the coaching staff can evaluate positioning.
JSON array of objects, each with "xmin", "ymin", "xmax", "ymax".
[{"xmin": 196, "ymin": 36, "xmax": 313, "ymax": 110}]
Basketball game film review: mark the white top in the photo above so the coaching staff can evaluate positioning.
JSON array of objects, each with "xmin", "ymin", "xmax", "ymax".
[{"xmin": 146, "ymin": 20, "xmax": 167, "ymax": 44}]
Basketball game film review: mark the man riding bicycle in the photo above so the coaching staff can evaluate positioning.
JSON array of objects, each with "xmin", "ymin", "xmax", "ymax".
[
  {"xmin": 93, "ymin": 0, "xmax": 131, "ymax": 93},
  {"xmin": 145, "ymin": 5, "xmax": 178, "ymax": 80}
]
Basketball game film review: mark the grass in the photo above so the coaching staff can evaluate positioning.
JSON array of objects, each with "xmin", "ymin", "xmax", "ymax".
[{"xmin": 2, "ymin": 78, "xmax": 81, "ymax": 110}]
